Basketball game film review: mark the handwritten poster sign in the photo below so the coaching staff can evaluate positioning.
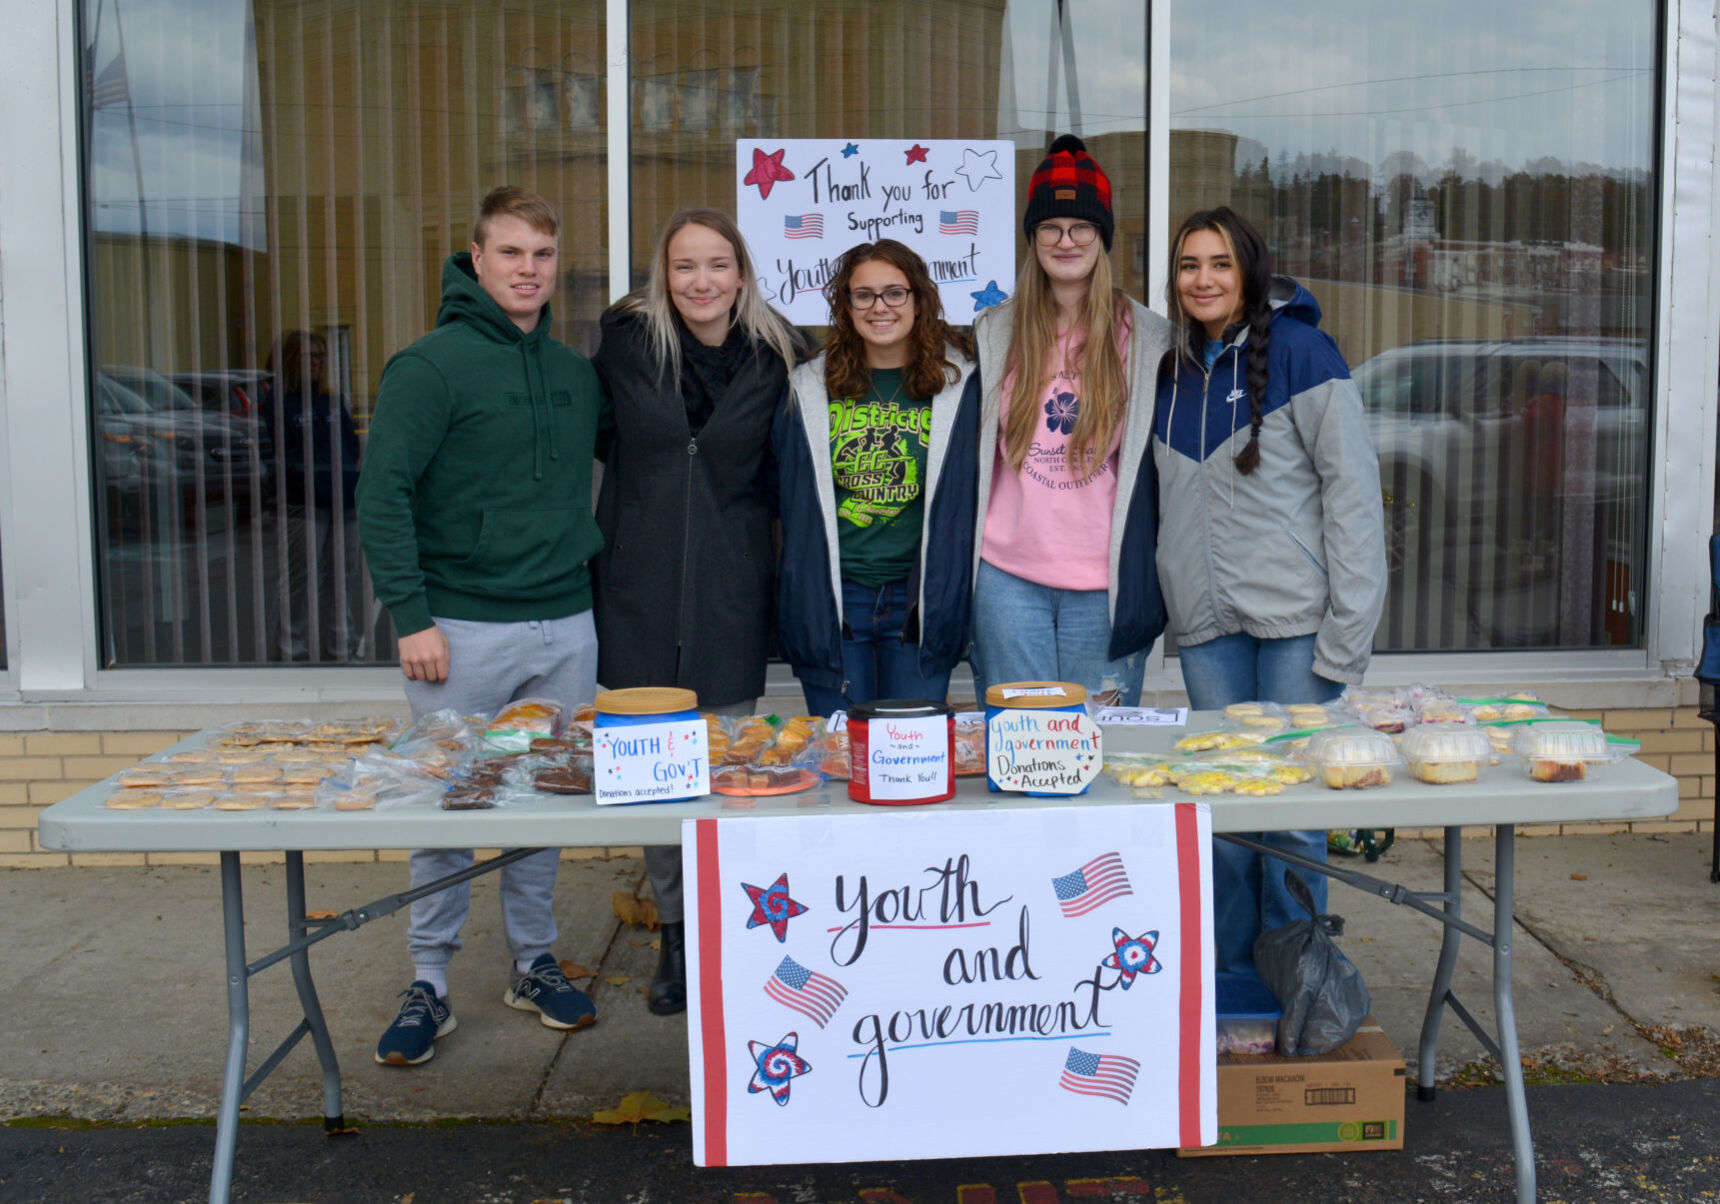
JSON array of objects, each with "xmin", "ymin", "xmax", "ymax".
[
  {"xmin": 736, "ymin": 139, "xmax": 1017, "ymax": 325},
  {"xmin": 987, "ymin": 709, "xmax": 1103, "ymax": 794},
  {"xmin": 685, "ymin": 804, "xmax": 1215, "ymax": 1166},
  {"xmin": 593, "ymin": 720, "xmax": 708, "ymax": 805}
]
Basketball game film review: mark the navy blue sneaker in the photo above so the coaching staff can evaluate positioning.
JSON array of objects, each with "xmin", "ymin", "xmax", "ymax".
[
  {"xmin": 504, "ymin": 954, "xmax": 598, "ymax": 1030},
  {"xmin": 374, "ymin": 981, "xmax": 456, "ymax": 1066}
]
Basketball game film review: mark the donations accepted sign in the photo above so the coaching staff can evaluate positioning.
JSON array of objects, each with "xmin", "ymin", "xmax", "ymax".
[
  {"xmin": 735, "ymin": 138, "xmax": 1017, "ymax": 326},
  {"xmin": 684, "ymin": 804, "xmax": 1216, "ymax": 1166}
]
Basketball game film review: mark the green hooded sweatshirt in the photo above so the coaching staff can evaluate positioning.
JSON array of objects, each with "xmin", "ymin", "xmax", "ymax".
[{"xmin": 356, "ymin": 253, "xmax": 611, "ymax": 637}]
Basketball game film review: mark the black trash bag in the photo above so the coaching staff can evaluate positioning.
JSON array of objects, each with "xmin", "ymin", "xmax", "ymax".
[{"xmin": 1251, "ymin": 869, "xmax": 1371, "ymax": 1057}]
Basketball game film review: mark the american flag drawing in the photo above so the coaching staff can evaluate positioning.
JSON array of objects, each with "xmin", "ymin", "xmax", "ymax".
[
  {"xmin": 784, "ymin": 213, "xmax": 824, "ymax": 239},
  {"xmin": 1059, "ymin": 1047, "xmax": 1141, "ymax": 1105},
  {"xmin": 763, "ymin": 956, "xmax": 848, "ymax": 1028},
  {"xmin": 939, "ymin": 209, "xmax": 979, "ymax": 235},
  {"xmin": 1052, "ymin": 852, "xmax": 1132, "ymax": 917}
]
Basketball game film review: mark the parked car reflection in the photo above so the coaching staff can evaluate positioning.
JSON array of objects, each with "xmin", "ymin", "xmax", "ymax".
[
  {"xmin": 1353, "ymin": 338, "xmax": 1648, "ymax": 649},
  {"xmin": 98, "ymin": 366, "xmax": 273, "ymax": 509}
]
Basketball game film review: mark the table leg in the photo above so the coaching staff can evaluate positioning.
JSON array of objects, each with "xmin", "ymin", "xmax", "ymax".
[
  {"xmin": 1493, "ymin": 824, "xmax": 1536, "ymax": 1204},
  {"xmin": 209, "ymin": 852, "xmax": 248, "ymax": 1204},
  {"xmin": 284, "ymin": 852, "xmax": 346, "ymax": 1132},
  {"xmin": 1416, "ymin": 825, "xmax": 1464, "ymax": 1101}
]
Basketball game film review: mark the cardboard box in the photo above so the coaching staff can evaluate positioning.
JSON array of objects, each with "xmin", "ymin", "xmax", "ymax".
[{"xmin": 1180, "ymin": 1021, "xmax": 1405, "ymax": 1156}]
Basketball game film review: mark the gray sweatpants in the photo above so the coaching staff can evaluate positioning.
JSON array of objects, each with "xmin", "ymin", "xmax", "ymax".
[
  {"xmin": 639, "ymin": 696, "xmax": 756, "ymax": 924},
  {"xmin": 403, "ymin": 613, "xmax": 598, "ymax": 971}
]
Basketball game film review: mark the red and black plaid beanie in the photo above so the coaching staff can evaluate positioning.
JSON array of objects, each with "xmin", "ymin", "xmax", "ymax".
[{"xmin": 1022, "ymin": 134, "xmax": 1114, "ymax": 250}]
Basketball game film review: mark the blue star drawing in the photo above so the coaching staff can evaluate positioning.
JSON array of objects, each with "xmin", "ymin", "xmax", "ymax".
[
  {"xmin": 955, "ymin": 146, "xmax": 1003, "ymax": 192},
  {"xmin": 971, "ymin": 280, "xmax": 1008, "ymax": 312},
  {"xmin": 742, "ymin": 872, "xmax": 808, "ymax": 942},
  {"xmin": 747, "ymin": 1032, "xmax": 812, "ymax": 1105},
  {"xmin": 841, "ymin": 142, "xmax": 859, "ymax": 158},
  {"xmin": 1101, "ymin": 927, "xmax": 1162, "ymax": 989},
  {"xmin": 1044, "ymin": 390, "xmax": 1079, "ymax": 435}
]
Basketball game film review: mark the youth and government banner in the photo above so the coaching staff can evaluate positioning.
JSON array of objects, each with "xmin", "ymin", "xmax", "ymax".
[{"xmin": 685, "ymin": 803, "xmax": 1216, "ymax": 1166}]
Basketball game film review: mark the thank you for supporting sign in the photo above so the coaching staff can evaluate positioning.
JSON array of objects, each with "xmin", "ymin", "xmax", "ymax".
[
  {"xmin": 736, "ymin": 138, "xmax": 1017, "ymax": 326},
  {"xmin": 685, "ymin": 804, "xmax": 1216, "ymax": 1165}
]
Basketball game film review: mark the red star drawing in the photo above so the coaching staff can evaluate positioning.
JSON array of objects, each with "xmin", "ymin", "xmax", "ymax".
[
  {"xmin": 742, "ymin": 872, "xmax": 808, "ymax": 942},
  {"xmin": 743, "ymin": 147, "xmax": 795, "ymax": 199},
  {"xmin": 904, "ymin": 143, "xmax": 930, "ymax": 165}
]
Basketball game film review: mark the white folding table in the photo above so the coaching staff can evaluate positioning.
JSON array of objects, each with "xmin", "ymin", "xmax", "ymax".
[{"xmin": 37, "ymin": 720, "xmax": 1678, "ymax": 1204}]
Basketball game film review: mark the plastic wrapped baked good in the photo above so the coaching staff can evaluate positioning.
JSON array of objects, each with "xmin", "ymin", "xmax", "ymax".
[
  {"xmin": 484, "ymin": 699, "xmax": 565, "ymax": 750},
  {"xmin": 1414, "ymin": 695, "xmax": 1471, "ymax": 725},
  {"xmin": 1513, "ymin": 722, "xmax": 1613, "ymax": 782},
  {"xmin": 1400, "ymin": 723, "xmax": 1493, "ymax": 784},
  {"xmin": 1305, "ymin": 727, "xmax": 1402, "ymax": 789}
]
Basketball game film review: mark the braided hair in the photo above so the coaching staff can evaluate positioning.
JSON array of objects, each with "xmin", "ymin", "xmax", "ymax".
[{"xmin": 1167, "ymin": 207, "xmax": 1274, "ymax": 476}]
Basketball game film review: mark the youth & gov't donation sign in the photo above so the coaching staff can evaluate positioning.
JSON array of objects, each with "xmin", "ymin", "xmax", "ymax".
[
  {"xmin": 735, "ymin": 138, "xmax": 1017, "ymax": 326},
  {"xmin": 684, "ymin": 804, "xmax": 1216, "ymax": 1165}
]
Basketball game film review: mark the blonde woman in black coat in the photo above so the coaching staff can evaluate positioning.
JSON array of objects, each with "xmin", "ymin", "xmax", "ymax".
[{"xmin": 591, "ymin": 207, "xmax": 800, "ymax": 1015}]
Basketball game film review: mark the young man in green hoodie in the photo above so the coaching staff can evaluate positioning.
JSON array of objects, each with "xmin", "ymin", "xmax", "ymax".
[{"xmin": 357, "ymin": 185, "xmax": 611, "ymax": 1066}]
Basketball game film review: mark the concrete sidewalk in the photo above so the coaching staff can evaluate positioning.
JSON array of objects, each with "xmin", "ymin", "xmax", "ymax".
[{"xmin": 1, "ymin": 832, "xmax": 1716, "ymax": 1127}]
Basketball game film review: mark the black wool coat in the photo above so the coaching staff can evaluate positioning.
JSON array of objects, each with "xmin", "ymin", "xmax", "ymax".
[{"xmin": 589, "ymin": 309, "xmax": 789, "ymax": 707}]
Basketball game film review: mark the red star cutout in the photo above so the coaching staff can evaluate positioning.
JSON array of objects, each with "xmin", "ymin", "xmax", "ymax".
[
  {"xmin": 904, "ymin": 143, "xmax": 930, "ymax": 165},
  {"xmin": 743, "ymin": 147, "xmax": 796, "ymax": 199},
  {"xmin": 742, "ymin": 872, "xmax": 808, "ymax": 942}
]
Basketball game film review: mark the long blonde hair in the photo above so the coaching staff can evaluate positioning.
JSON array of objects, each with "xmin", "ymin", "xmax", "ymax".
[
  {"xmin": 614, "ymin": 207, "xmax": 800, "ymax": 380},
  {"xmin": 999, "ymin": 249, "xmax": 1129, "ymax": 475}
]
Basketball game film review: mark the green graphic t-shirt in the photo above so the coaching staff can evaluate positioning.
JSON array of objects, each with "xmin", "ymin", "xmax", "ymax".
[{"xmin": 829, "ymin": 368, "xmax": 930, "ymax": 587}]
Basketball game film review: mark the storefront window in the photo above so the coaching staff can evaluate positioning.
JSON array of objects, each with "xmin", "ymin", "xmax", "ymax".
[
  {"xmin": 82, "ymin": 0, "xmax": 606, "ymax": 666},
  {"xmin": 625, "ymin": 0, "xmax": 1149, "ymax": 304},
  {"xmin": 1170, "ymin": 1, "xmax": 1658, "ymax": 651}
]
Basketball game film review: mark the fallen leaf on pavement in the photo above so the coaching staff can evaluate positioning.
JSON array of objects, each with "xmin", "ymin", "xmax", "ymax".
[
  {"xmin": 606, "ymin": 975, "xmax": 631, "ymax": 986},
  {"xmin": 1569, "ymin": 873, "xmax": 1588, "ymax": 881},
  {"xmin": 305, "ymin": 909, "xmax": 338, "ymax": 920},
  {"xmin": 612, "ymin": 892, "xmax": 660, "ymax": 930},
  {"xmin": 559, "ymin": 961, "xmax": 595, "ymax": 980},
  {"xmin": 592, "ymin": 1091, "xmax": 690, "ymax": 1127}
]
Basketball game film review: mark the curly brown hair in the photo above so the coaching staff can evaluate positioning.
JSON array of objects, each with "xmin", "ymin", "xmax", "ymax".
[{"xmin": 822, "ymin": 240, "xmax": 975, "ymax": 401}]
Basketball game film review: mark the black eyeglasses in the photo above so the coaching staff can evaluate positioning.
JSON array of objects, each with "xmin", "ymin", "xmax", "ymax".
[
  {"xmin": 849, "ymin": 287, "xmax": 912, "ymax": 310},
  {"xmin": 1034, "ymin": 221, "xmax": 1099, "ymax": 247}
]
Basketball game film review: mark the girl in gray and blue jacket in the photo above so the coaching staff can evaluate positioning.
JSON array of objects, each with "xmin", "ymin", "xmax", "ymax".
[{"xmin": 1152, "ymin": 206, "xmax": 1387, "ymax": 974}]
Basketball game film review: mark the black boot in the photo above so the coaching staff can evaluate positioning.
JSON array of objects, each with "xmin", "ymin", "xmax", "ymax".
[{"xmin": 648, "ymin": 921, "xmax": 687, "ymax": 1015}]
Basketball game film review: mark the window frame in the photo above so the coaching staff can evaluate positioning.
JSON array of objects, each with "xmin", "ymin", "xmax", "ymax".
[{"xmin": 0, "ymin": 0, "xmax": 1710, "ymax": 704}]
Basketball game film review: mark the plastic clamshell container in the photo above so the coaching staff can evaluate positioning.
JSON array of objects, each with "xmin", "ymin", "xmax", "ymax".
[
  {"xmin": 1513, "ymin": 721, "xmax": 1614, "ymax": 783},
  {"xmin": 1305, "ymin": 727, "xmax": 1402, "ymax": 789},
  {"xmin": 1216, "ymin": 971, "xmax": 1282, "ymax": 1055},
  {"xmin": 1399, "ymin": 722, "xmax": 1494, "ymax": 785}
]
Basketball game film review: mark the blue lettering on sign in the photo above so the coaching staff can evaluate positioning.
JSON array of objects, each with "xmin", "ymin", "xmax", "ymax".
[
  {"xmin": 653, "ymin": 759, "xmax": 696, "ymax": 782},
  {"xmin": 611, "ymin": 736, "xmax": 662, "ymax": 757}
]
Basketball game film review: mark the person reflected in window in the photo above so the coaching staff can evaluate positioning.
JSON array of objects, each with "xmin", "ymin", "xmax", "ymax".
[
  {"xmin": 1154, "ymin": 206, "xmax": 1386, "ymax": 974},
  {"xmin": 774, "ymin": 239, "xmax": 978, "ymax": 718},
  {"xmin": 969, "ymin": 135, "xmax": 1174, "ymax": 706},
  {"xmin": 263, "ymin": 330, "xmax": 364, "ymax": 661},
  {"xmin": 589, "ymin": 207, "xmax": 800, "ymax": 1017}
]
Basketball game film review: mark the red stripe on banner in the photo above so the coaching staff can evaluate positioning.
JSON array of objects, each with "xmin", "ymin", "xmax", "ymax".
[
  {"xmin": 695, "ymin": 819, "xmax": 728, "ymax": 1165},
  {"xmin": 1174, "ymin": 802, "xmax": 1204, "ymax": 1147}
]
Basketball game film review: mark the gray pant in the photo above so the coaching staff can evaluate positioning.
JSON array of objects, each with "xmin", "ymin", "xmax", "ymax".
[
  {"xmin": 403, "ymin": 613, "xmax": 599, "ymax": 970},
  {"xmin": 639, "ymin": 696, "xmax": 756, "ymax": 925}
]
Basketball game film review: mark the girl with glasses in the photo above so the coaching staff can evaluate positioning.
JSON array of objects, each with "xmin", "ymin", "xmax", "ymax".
[
  {"xmin": 773, "ymin": 239, "xmax": 979, "ymax": 716},
  {"xmin": 969, "ymin": 135, "xmax": 1175, "ymax": 706},
  {"xmin": 1154, "ymin": 205, "xmax": 1386, "ymax": 973},
  {"xmin": 591, "ymin": 207, "xmax": 801, "ymax": 1015}
]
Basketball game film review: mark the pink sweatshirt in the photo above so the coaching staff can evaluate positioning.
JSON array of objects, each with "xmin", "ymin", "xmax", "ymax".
[{"xmin": 980, "ymin": 328, "xmax": 1126, "ymax": 590}]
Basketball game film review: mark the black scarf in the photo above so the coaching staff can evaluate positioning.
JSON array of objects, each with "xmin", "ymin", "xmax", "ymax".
[{"xmin": 677, "ymin": 319, "xmax": 750, "ymax": 435}]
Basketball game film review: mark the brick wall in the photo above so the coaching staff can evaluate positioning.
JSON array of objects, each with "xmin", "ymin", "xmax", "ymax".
[{"xmin": 3, "ymin": 708, "xmax": 1714, "ymax": 866}]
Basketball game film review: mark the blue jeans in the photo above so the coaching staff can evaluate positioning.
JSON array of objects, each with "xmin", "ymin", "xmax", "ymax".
[
  {"xmin": 800, "ymin": 579, "xmax": 952, "ymax": 717},
  {"xmin": 969, "ymin": 560, "xmax": 1146, "ymax": 707},
  {"xmin": 1177, "ymin": 630, "xmax": 1343, "ymax": 974}
]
